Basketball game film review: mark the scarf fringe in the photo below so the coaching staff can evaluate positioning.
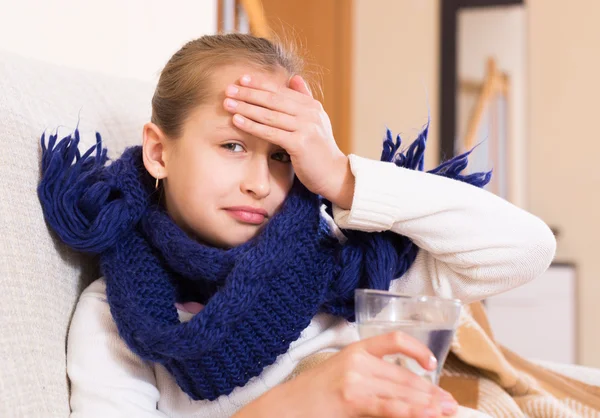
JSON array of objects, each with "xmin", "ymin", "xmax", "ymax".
[
  {"xmin": 380, "ymin": 120, "xmax": 492, "ymax": 188},
  {"xmin": 38, "ymin": 131, "xmax": 147, "ymax": 254}
]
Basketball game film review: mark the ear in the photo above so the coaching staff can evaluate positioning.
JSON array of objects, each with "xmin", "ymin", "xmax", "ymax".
[{"xmin": 142, "ymin": 122, "xmax": 168, "ymax": 180}]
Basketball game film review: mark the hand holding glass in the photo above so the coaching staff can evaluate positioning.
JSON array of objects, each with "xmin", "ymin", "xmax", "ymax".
[{"xmin": 355, "ymin": 289, "xmax": 462, "ymax": 384}]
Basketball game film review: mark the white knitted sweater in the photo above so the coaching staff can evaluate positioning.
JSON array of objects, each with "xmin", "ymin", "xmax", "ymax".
[{"xmin": 67, "ymin": 155, "xmax": 556, "ymax": 417}]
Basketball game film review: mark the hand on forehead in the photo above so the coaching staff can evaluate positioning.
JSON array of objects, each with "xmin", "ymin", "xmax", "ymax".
[{"xmin": 214, "ymin": 64, "xmax": 290, "ymax": 95}]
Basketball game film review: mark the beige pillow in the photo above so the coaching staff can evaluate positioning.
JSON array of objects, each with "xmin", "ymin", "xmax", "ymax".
[{"xmin": 0, "ymin": 50, "xmax": 153, "ymax": 417}]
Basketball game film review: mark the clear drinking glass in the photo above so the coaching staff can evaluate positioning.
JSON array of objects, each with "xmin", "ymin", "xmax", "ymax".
[{"xmin": 355, "ymin": 289, "xmax": 462, "ymax": 384}]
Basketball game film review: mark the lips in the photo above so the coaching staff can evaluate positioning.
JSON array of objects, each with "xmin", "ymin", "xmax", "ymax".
[{"xmin": 224, "ymin": 206, "xmax": 268, "ymax": 225}]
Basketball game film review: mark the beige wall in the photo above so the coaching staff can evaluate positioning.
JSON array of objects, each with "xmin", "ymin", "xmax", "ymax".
[
  {"xmin": 352, "ymin": 0, "xmax": 440, "ymax": 169},
  {"xmin": 528, "ymin": 0, "xmax": 600, "ymax": 367},
  {"xmin": 354, "ymin": 0, "xmax": 600, "ymax": 367},
  {"xmin": 0, "ymin": 0, "xmax": 216, "ymax": 82}
]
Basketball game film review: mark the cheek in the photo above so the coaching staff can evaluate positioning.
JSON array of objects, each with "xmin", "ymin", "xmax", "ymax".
[
  {"xmin": 270, "ymin": 164, "xmax": 295, "ymax": 204},
  {"xmin": 182, "ymin": 165, "xmax": 239, "ymax": 204},
  {"xmin": 168, "ymin": 151, "xmax": 236, "ymax": 210}
]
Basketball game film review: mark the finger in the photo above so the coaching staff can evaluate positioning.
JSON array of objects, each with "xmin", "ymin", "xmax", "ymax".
[
  {"xmin": 364, "ymin": 354, "xmax": 439, "ymax": 395},
  {"xmin": 239, "ymin": 73, "xmax": 314, "ymax": 104},
  {"xmin": 288, "ymin": 74, "xmax": 313, "ymax": 98},
  {"xmin": 365, "ymin": 355, "xmax": 458, "ymax": 417},
  {"xmin": 364, "ymin": 378, "xmax": 434, "ymax": 407},
  {"xmin": 434, "ymin": 390, "xmax": 459, "ymax": 416},
  {"xmin": 360, "ymin": 331, "xmax": 437, "ymax": 372},
  {"xmin": 224, "ymin": 98, "xmax": 297, "ymax": 131},
  {"xmin": 436, "ymin": 388, "xmax": 457, "ymax": 404},
  {"xmin": 362, "ymin": 397, "xmax": 441, "ymax": 418},
  {"xmin": 226, "ymin": 83, "xmax": 302, "ymax": 115},
  {"xmin": 232, "ymin": 114, "xmax": 293, "ymax": 150}
]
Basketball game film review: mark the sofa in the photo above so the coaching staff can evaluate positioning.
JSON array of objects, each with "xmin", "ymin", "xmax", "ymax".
[
  {"xmin": 0, "ymin": 49, "xmax": 151, "ymax": 416},
  {"xmin": 1, "ymin": 48, "xmax": 599, "ymax": 417}
]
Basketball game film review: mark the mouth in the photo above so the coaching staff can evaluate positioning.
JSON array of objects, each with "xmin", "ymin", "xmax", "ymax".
[{"xmin": 223, "ymin": 206, "xmax": 269, "ymax": 225}]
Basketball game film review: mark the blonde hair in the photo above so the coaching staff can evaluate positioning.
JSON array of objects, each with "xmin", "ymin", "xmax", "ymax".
[{"xmin": 151, "ymin": 33, "xmax": 305, "ymax": 139}]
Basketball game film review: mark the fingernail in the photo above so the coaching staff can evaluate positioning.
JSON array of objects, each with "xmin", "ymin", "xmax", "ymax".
[
  {"xmin": 241, "ymin": 75, "xmax": 251, "ymax": 85},
  {"xmin": 226, "ymin": 85, "xmax": 239, "ymax": 95},
  {"xmin": 428, "ymin": 355, "xmax": 438, "ymax": 370},
  {"xmin": 441, "ymin": 401, "xmax": 457, "ymax": 415},
  {"xmin": 225, "ymin": 98, "xmax": 238, "ymax": 109},
  {"xmin": 233, "ymin": 114, "xmax": 245, "ymax": 125}
]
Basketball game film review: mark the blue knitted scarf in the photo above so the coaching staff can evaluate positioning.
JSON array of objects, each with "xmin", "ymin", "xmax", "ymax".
[{"xmin": 37, "ymin": 124, "xmax": 490, "ymax": 401}]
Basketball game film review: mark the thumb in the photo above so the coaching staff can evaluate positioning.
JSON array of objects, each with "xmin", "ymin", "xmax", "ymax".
[{"xmin": 289, "ymin": 74, "xmax": 313, "ymax": 97}]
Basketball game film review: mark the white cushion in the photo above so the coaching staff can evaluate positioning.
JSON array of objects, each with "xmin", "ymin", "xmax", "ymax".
[
  {"xmin": 0, "ymin": 49, "xmax": 153, "ymax": 417},
  {"xmin": 533, "ymin": 359, "xmax": 600, "ymax": 387}
]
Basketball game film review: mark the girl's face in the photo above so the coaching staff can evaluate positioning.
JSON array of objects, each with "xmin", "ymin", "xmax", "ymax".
[{"xmin": 143, "ymin": 64, "xmax": 295, "ymax": 248}]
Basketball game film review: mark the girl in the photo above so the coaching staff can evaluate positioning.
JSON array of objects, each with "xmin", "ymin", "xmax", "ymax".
[{"xmin": 38, "ymin": 34, "xmax": 556, "ymax": 418}]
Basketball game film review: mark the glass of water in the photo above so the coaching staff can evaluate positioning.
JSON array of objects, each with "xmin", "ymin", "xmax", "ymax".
[{"xmin": 355, "ymin": 289, "xmax": 462, "ymax": 384}]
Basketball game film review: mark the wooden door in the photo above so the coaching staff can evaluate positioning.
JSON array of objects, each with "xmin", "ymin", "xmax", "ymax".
[{"xmin": 247, "ymin": 0, "xmax": 354, "ymax": 154}]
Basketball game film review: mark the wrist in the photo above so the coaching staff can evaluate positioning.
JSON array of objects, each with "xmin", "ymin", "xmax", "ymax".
[
  {"xmin": 327, "ymin": 155, "xmax": 355, "ymax": 210},
  {"xmin": 233, "ymin": 381, "xmax": 295, "ymax": 418}
]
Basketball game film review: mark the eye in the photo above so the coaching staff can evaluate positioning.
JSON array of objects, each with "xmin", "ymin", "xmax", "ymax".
[
  {"xmin": 222, "ymin": 142, "xmax": 245, "ymax": 153},
  {"xmin": 272, "ymin": 150, "xmax": 291, "ymax": 163}
]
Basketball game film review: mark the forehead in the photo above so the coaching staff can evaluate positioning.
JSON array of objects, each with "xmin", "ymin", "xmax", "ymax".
[
  {"xmin": 182, "ymin": 64, "xmax": 291, "ymax": 137},
  {"xmin": 210, "ymin": 63, "xmax": 291, "ymax": 97}
]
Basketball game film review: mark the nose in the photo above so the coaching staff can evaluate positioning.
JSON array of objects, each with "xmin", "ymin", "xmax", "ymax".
[{"xmin": 240, "ymin": 155, "xmax": 271, "ymax": 199}]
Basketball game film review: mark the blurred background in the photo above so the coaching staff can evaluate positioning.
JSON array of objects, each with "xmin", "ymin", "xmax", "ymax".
[{"xmin": 1, "ymin": 0, "xmax": 598, "ymax": 368}]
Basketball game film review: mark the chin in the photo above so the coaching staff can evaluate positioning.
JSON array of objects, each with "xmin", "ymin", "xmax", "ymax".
[
  {"xmin": 229, "ymin": 232, "xmax": 261, "ymax": 247},
  {"xmin": 216, "ymin": 227, "xmax": 262, "ymax": 249}
]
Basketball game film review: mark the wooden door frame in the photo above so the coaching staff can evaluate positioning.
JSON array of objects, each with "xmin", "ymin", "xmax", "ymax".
[
  {"xmin": 216, "ymin": 0, "xmax": 353, "ymax": 154},
  {"xmin": 334, "ymin": 1, "xmax": 353, "ymax": 155},
  {"xmin": 439, "ymin": 0, "xmax": 524, "ymax": 161}
]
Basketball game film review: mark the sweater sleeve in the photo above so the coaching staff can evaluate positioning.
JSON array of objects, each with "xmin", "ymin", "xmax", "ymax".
[
  {"xmin": 332, "ymin": 154, "xmax": 556, "ymax": 303},
  {"xmin": 67, "ymin": 279, "xmax": 168, "ymax": 418}
]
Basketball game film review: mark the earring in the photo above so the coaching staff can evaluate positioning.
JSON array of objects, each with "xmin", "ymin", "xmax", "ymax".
[{"xmin": 155, "ymin": 171, "xmax": 161, "ymax": 190}]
